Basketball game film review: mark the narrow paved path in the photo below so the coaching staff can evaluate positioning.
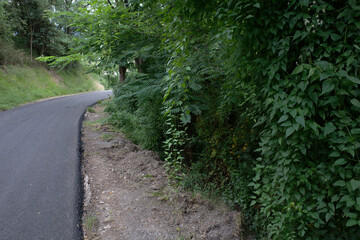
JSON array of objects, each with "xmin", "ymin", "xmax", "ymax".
[{"xmin": 0, "ymin": 91, "xmax": 112, "ymax": 240}]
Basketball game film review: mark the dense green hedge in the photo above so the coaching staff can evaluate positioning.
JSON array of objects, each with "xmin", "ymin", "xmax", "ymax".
[
  {"xmin": 238, "ymin": 1, "xmax": 360, "ymax": 239},
  {"xmin": 55, "ymin": 0, "xmax": 360, "ymax": 238},
  {"xmin": 110, "ymin": 0, "xmax": 360, "ymax": 238}
]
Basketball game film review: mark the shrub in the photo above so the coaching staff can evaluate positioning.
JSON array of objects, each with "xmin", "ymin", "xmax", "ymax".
[
  {"xmin": 108, "ymin": 72, "xmax": 165, "ymax": 152},
  {"xmin": 0, "ymin": 41, "xmax": 31, "ymax": 66},
  {"xmin": 233, "ymin": 1, "xmax": 360, "ymax": 238}
]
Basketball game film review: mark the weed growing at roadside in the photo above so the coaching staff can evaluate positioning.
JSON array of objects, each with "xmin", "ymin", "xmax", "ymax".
[
  {"xmin": 100, "ymin": 133, "xmax": 115, "ymax": 141},
  {"xmin": 151, "ymin": 190, "xmax": 169, "ymax": 202},
  {"xmin": 83, "ymin": 213, "xmax": 98, "ymax": 235},
  {"xmin": 87, "ymin": 107, "xmax": 96, "ymax": 113},
  {"xmin": 83, "ymin": 120, "xmax": 102, "ymax": 131}
]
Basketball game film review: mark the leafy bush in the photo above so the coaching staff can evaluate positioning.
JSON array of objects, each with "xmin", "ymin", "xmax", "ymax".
[
  {"xmin": 156, "ymin": 0, "xmax": 360, "ymax": 238},
  {"xmin": 108, "ymin": 72, "xmax": 165, "ymax": 152},
  {"xmin": 228, "ymin": 1, "xmax": 360, "ymax": 239}
]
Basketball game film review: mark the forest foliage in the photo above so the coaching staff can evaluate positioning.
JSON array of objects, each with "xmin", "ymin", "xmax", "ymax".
[
  {"xmin": 37, "ymin": 0, "xmax": 360, "ymax": 239},
  {"xmin": 0, "ymin": 0, "xmax": 82, "ymax": 65},
  {"xmin": 0, "ymin": 0, "xmax": 102, "ymax": 110}
]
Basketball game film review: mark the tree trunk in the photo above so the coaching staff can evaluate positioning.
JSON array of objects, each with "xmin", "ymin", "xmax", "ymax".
[
  {"xmin": 119, "ymin": 1, "xmax": 129, "ymax": 83},
  {"xmin": 134, "ymin": 57, "xmax": 143, "ymax": 73},
  {"xmin": 119, "ymin": 65, "xmax": 126, "ymax": 82},
  {"xmin": 66, "ymin": 27, "xmax": 71, "ymax": 35},
  {"xmin": 40, "ymin": 44, "xmax": 45, "ymax": 56},
  {"xmin": 30, "ymin": 26, "xmax": 33, "ymax": 62}
]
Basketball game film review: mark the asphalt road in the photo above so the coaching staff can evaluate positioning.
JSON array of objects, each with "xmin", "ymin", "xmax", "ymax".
[{"xmin": 0, "ymin": 91, "xmax": 112, "ymax": 240}]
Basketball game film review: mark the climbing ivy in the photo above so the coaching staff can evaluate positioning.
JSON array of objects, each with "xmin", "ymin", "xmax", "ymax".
[{"xmin": 231, "ymin": 0, "xmax": 360, "ymax": 238}]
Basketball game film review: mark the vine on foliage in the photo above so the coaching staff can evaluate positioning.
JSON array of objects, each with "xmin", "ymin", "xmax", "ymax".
[{"xmin": 236, "ymin": 0, "xmax": 360, "ymax": 239}]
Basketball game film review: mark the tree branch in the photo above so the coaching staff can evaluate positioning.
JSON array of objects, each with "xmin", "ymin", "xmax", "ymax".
[{"xmin": 107, "ymin": 0, "xmax": 114, "ymax": 9}]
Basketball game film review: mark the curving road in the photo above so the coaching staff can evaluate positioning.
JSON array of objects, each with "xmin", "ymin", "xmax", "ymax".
[{"xmin": 0, "ymin": 91, "xmax": 112, "ymax": 240}]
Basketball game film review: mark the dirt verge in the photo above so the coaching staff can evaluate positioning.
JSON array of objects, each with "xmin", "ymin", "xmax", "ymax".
[{"xmin": 81, "ymin": 103, "xmax": 242, "ymax": 240}]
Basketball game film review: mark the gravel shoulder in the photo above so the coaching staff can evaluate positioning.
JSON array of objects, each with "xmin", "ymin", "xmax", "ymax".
[{"xmin": 81, "ymin": 103, "xmax": 241, "ymax": 240}]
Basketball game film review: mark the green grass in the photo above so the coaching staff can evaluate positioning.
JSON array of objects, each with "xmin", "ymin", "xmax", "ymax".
[
  {"xmin": 0, "ymin": 65, "xmax": 103, "ymax": 111},
  {"xmin": 143, "ymin": 174, "xmax": 154, "ymax": 178},
  {"xmin": 83, "ymin": 119, "xmax": 103, "ymax": 131},
  {"xmin": 100, "ymin": 133, "xmax": 115, "ymax": 141},
  {"xmin": 87, "ymin": 107, "xmax": 96, "ymax": 113},
  {"xmin": 151, "ymin": 190, "xmax": 169, "ymax": 202},
  {"xmin": 83, "ymin": 212, "xmax": 98, "ymax": 234}
]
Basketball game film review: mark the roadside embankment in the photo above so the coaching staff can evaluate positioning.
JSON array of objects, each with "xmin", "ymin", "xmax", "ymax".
[{"xmin": 0, "ymin": 64, "xmax": 104, "ymax": 111}]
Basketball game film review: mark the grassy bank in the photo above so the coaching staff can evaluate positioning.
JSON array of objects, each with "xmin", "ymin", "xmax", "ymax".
[{"xmin": 0, "ymin": 65, "xmax": 104, "ymax": 111}]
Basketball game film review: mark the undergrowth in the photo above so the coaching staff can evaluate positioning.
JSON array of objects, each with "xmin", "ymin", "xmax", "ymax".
[
  {"xmin": 106, "ymin": 71, "xmax": 165, "ymax": 153},
  {"xmin": 87, "ymin": 0, "xmax": 360, "ymax": 238}
]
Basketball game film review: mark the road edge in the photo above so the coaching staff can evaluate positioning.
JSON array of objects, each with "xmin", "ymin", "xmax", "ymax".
[
  {"xmin": 76, "ymin": 106, "xmax": 86, "ymax": 240},
  {"xmin": 76, "ymin": 101, "xmax": 101, "ymax": 240}
]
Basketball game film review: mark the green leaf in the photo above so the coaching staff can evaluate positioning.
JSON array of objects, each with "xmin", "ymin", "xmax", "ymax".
[
  {"xmin": 351, "ymin": 98, "xmax": 360, "ymax": 108},
  {"xmin": 293, "ymin": 31, "xmax": 302, "ymax": 40},
  {"xmin": 324, "ymin": 122, "xmax": 336, "ymax": 136},
  {"xmin": 350, "ymin": 179, "xmax": 360, "ymax": 191},
  {"xmin": 321, "ymin": 80, "xmax": 334, "ymax": 95},
  {"xmin": 292, "ymin": 65, "xmax": 304, "ymax": 75},
  {"xmin": 309, "ymin": 121, "xmax": 320, "ymax": 136},
  {"xmin": 316, "ymin": 61, "xmax": 332, "ymax": 70},
  {"xmin": 300, "ymin": 31, "xmax": 310, "ymax": 40},
  {"xmin": 347, "ymin": 212, "xmax": 357, "ymax": 219},
  {"xmin": 290, "ymin": 16, "xmax": 298, "ymax": 29},
  {"xmin": 329, "ymin": 151, "xmax": 340, "ymax": 157},
  {"xmin": 333, "ymin": 158, "xmax": 346, "ymax": 166},
  {"xmin": 325, "ymin": 212, "xmax": 332, "ymax": 222},
  {"xmin": 357, "ymin": 197, "xmax": 360, "ymax": 206},
  {"xmin": 253, "ymin": 3, "xmax": 260, "ymax": 8},
  {"xmin": 333, "ymin": 180, "xmax": 346, "ymax": 187},
  {"xmin": 299, "ymin": 0, "xmax": 310, "ymax": 6},
  {"xmin": 286, "ymin": 127, "xmax": 295, "ymax": 138},
  {"xmin": 348, "ymin": 76, "xmax": 360, "ymax": 84},
  {"xmin": 351, "ymin": 128, "xmax": 360, "ymax": 135},
  {"xmin": 346, "ymin": 219, "xmax": 358, "ymax": 227},
  {"xmin": 331, "ymin": 195, "xmax": 340, "ymax": 202},
  {"xmin": 347, "ymin": 200, "xmax": 355, "ymax": 207},
  {"xmin": 298, "ymin": 81, "xmax": 308, "ymax": 91},
  {"xmin": 340, "ymin": 195, "xmax": 352, "ymax": 202},
  {"xmin": 330, "ymin": 33, "xmax": 341, "ymax": 41},
  {"xmin": 309, "ymin": 67, "xmax": 316, "ymax": 77},
  {"xmin": 320, "ymin": 72, "xmax": 333, "ymax": 81},
  {"xmin": 278, "ymin": 114, "xmax": 289, "ymax": 123},
  {"xmin": 309, "ymin": 92, "xmax": 318, "ymax": 104},
  {"xmin": 290, "ymin": 109, "xmax": 297, "ymax": 118},
  {"xmin": 295, "ymin": 116, "xmax": 305, "ymax": 127},
  {"xmin": 337, "ymin": 70, "xmax": 348, "ymax": 77}
]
